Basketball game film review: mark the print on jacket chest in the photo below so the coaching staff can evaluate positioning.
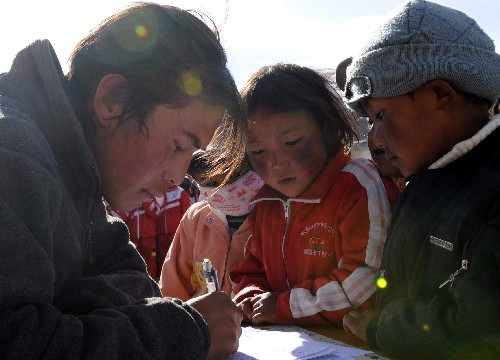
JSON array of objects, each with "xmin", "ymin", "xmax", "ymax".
[{"xmin": 300, "ymin": 222, "xmax": 335, "ymax": 258}]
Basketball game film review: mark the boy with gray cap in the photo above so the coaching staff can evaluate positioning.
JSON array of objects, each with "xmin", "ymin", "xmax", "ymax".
[{"xmin": 342, "ymin": 0, "xmax": 500, "ymax": 358}]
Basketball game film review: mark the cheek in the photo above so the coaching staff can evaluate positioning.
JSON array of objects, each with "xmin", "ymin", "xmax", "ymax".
[
  {"xmin": 293, "ymin": 140, "xmax": 327, "ymax": 176},
  {"xmin": 248, "ymin": 155, "xmax": 268, "ymax": 180},
  {"xmin": 295, "ymin": 146, "xmax": 312, "ymax": 165}
]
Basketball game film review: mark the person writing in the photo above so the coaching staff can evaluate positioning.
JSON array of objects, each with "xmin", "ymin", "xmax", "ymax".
[
  {"xmin": 342, "ymin": 0, "xmax": 500, "ymax": 358},
  {"xmin": 230, "ymin": 63, "xmax": 400, "ymax": 327},
  {"xmin": 0, "ymin": 3, "xmax": 245, "ymax": 359}
]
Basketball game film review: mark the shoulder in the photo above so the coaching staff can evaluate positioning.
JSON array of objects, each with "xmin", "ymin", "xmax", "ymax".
[
  {"xmin": 337, "ymin": 158, "xmax": 387, "ymax": 193},
  {"xmin": 342, "ymin": 158, "xmax": 379, "ymax": 178},
  {"xmin": 0, "ymin": 102, "xmax": 57, "ymax": 174},
  {"xmin": 183, "ymin": 201, "xmax": 211, "ymax": 218}
]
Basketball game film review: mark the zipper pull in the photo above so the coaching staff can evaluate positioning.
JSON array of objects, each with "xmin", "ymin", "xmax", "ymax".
[
  {"xmin": 439, "ymin": 259, "xmax": 468, "ymax": 289},
  {"xmin": 284, "ymin": 202, "xmax": 290, "ymax": 222},
  {"xmin": 376, "ymin": 269, "xmax": 388, "ymax": 289}
]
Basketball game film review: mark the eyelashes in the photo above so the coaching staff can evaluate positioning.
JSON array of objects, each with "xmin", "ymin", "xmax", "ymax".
[
  {"xmin": 248, "ymin": 137, "xmax": 303, "ymax": 156},
  {"xmin": 285, "ymin": 137, "xmax": 302, "ymax": 146}
]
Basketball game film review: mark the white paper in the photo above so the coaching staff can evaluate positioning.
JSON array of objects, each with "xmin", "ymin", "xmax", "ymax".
[{"xmin": 229, "ymin": 326, "xmax": 376, "ymax": 360}]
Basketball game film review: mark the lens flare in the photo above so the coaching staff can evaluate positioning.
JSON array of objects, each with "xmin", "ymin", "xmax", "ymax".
[
  {"xmin": 182, "ymin": 72, "xmax": 203, "ymax": 96},
  {"xmin": 109, "ymin": 9, "xmax": 159, "ymax": 53},
  {"xmin": 376, "ymin": 277, "xmax": 387, "ymax": 289},
  {"xmin": 135, "ymin": 25, "xmax": 148, "ymax": 38}
]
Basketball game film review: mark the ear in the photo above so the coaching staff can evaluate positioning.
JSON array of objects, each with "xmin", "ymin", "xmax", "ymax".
[
  {"xmin": 423, "ymin": 80, "xmax": 458, "ymax": 111},
  {"xmin": 92, "ymin": 74, "xmax": 128, "ymax": 127}
]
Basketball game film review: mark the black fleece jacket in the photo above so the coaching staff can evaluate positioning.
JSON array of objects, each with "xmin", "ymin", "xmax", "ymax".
[
  {"xmin": 367, "ymin": 117, "xmax": 500, "ymax": 359},
  {"xmin": 0, "ymin": 40, "xmax": 210, "ymax": 359}
]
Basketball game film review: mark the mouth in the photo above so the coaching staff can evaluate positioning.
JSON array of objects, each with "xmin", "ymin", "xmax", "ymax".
[
  {"xmin": 277, "ymin": 177, "xmax": 296, "ymax": 186},
  {"xmin": 372, "ymin": 148, "xmax": 385, "ymax": 157}
]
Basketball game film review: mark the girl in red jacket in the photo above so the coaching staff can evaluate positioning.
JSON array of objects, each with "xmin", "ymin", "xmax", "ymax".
[{"xmin": 230, "ymin": 63, "xmax": 401, "ymax": 327}]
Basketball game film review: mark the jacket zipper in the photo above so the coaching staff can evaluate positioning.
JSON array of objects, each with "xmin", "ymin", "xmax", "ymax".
[
  {"xmin": 85, "ymin": 221, "xmax": 93, "ymax": 266},
  {"xmin": 220, "ymin": 231, "xmax": 233, "ymax": 290},
  {"xmin": 85, "ymin": 164, "xmax": 100, "ymax": 267},
  {"xmin": 438, "ymin": 259, "xmax": 468, "ymax": 289},
  {"xmin": 438, "ymin": 226, "xmax": 482, "ymax": 290},
  {"xmin": 281, "ymin": 200, "xmax": 291, "ymax": 289}
]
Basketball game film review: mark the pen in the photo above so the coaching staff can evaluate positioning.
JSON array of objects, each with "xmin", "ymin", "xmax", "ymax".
[{"xmin": 203, "ymin": 258, "xmax": 219, "ymax": 292}]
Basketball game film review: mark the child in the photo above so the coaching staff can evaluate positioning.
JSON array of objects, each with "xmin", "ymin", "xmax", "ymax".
[
  {"xmin": 159, "ymin": 149, "xmax": 263, "ymax": 300},
  {"xmin": 342, "ymin": 1, "xmax": 500, "ymax": 358},
  {"xmin": 155, "ymin": 183, "xmax": 191, "ymax": 273},
  {"xmin": 336, "ymin": 57, "xmax": 406, "ymax": 194},
  {"xmin": 230, "ymin": 63, "xmax": 400, "ymax": 327},
  {"xmin": 180, "ymin": 174, "xmax": 200, "ymax": 205},
  {"xmin": 367, "ymin": 125, "xmax": 406, "ymax": 193},
  {"xmin": 108, "ymin": 200, "xmax": 159, "ymax": 278}
]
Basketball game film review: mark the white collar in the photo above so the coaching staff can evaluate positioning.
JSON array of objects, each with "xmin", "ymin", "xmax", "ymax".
[{"xmin": 429, "ymin": 114, "xmax": 500, "ymax": 170}]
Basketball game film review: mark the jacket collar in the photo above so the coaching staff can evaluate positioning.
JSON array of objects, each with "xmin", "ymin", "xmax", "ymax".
[{"xmin": 429, "ymin": 114, "xmax": 500, "ymax": 169}]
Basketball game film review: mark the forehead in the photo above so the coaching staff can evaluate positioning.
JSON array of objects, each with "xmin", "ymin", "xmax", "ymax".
[
  {"xmin": 155, "ymin": 101, "xmax": 224, "ymax": 148},
  {"xmin": 247, "ymin": 110, "xmax": 317, "ymax": 140},
  {"xmin": 364, "ymin": 95, "xmax": 414, "ymax": 115}
]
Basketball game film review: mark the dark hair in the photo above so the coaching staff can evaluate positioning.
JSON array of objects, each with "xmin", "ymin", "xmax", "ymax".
[
  {"xmin": 67, "ymin": 2, "xmax": 246, "ymax": 178},
  {"xmin": 188, "ymin": 148, "xmax": 250, "ymax": 185},
  {"xmin": 240, "ymin": 63, "xmax": 358, "ymax": 156},
  {"xmin": 187, "ymin": 150, "xmax": 211, "ymax": 180}
]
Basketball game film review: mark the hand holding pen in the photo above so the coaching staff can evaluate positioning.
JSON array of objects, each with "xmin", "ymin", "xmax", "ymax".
[{"xmin": 203, "ymin": 258, "xmax": 219, "ymax": 292}]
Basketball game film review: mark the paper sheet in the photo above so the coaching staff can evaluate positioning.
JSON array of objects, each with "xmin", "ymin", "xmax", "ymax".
[{"xmin": 229, "ymin": 326, "xmax": 378, "ymax": 360}]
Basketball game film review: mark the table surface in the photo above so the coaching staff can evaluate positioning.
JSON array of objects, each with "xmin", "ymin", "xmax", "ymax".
[
  {"xmin": 302, "ymin": 325, "xmax": 371, "ymax": 350},
  {"xmin": 301, "ymin": 325, "xmax": 393, "ymax": 359}
]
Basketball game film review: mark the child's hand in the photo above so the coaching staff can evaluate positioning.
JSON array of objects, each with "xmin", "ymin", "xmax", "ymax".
[
  {"xmin": 248, "ymin": 292, "xmax": 278, "ymax": 325},
  {"xmin": 342, "ymin": 309, "xmax": 380, "ymax": 341},
  {"xmin": 236, "ymin": 297, "xmax": 254, "ymax": 323}
]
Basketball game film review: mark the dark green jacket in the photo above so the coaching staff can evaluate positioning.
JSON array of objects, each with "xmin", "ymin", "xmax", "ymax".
[
  {"xmin": 0, "ymin": 40, "xmax": 209, "ymax": 359},
  {"xmin": 367, "ymin": 117, "xmax": 500, "ymax": 359}
]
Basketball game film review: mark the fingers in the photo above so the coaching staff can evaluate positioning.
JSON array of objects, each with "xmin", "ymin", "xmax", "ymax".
[
  {"xmin": 343, "ymin": 313, "xmax": 355, "ymax": 334},
  {"xmin": 238, "ymin": 298, "xmax": 254, "ymax": 320},
  {"xmin": 348, "ymin": 310, "xmax": 360, "ymax": 319},
  {"xmin": 203, "ymin": 293, "xmax": 242, "ymax": 360},
  {"xmin": 232, "ymin": 325, "xmax": 242, "ymax": 353},
  {"xmin": 234, "ymin": 306, "xmax": 244, "ymax": 324}
]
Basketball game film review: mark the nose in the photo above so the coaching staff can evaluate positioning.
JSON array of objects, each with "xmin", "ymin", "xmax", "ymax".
[
  {"xmin": 369, "ymin": 123, "xmax": 385, "ymax": 149},
  {"xmin": 269, "ymin": 150, "xmax": 289, "ymax": 172},
  {"xmin": 270, "ymin": 152, "xmax": 283, "ymax": 170},
  {"xmin": 161, "ymin": 153, "xmax": 192, "ymax": 186}
]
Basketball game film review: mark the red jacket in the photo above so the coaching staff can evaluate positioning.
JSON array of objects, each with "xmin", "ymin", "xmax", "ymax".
[
  {"xmin": 121, "ymin": 201, "xmax": 158, "ymax": 278},
  {"xmin": 155, "ymin": 185, "xmax": 191, "ymax": 268},
  {"xmin": 231, "ymin": 150, "xmax": 400, "ymax": 326}
]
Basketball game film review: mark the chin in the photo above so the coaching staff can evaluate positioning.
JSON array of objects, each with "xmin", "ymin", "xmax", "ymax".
[
  {"xmin": 282, "ymin": 188, "xmax": 304, "ymax": 198},
  {"xmin": 109, "ymin": 197, "xmax": 135, "ymax": 212}
]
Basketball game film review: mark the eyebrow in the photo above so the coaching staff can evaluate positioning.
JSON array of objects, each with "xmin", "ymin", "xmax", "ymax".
[
  {"xmin": 248, "ymin": 124, "xmax": 303, "ymax": 143},
  {"xmin": 184, "ymin": 131, "xmax": 201, "ymax": 149},
  {"xmin": 279, "ymin": 125, "xmax": 302, "ymax": 137}
]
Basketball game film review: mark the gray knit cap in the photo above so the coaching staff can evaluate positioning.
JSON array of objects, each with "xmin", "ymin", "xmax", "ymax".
[{"xmin": 345, "ymin": 0, "xmax": 500, "ymax": 116}]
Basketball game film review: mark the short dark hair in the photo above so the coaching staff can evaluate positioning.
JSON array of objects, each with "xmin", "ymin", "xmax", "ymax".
[
  {"xmin": 67, "ymin": 2, "xmax": 246, "ymax": 178},
  {"xmin": 187, "ymin": 150, "xmax": 211, "ymax": 180},
  {"xmin": 240, "ymin": 63, "xmax": 358, "ymax": 156}
]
